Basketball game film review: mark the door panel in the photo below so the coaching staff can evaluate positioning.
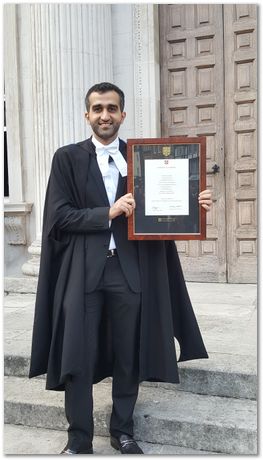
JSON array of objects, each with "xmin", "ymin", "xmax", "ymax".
[
  {"xmin": 224, "ymin": 4, "xmax": 257, "ymax": 283},
  {"xmin": 159, "ymin": 4, "xmax": 226, "ymax": 282}
]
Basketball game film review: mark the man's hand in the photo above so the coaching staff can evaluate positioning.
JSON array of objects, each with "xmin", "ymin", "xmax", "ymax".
[
  {"xmin": 198, "ymin": 189, "xmax": 212, "ymax": 211},
  {"xmin": 109, "ymin": 193, "xmax": 136, "ymax": 219}
]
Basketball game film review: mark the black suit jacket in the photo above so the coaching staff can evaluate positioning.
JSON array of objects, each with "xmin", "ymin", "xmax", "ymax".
[
  {"xmin": 82, "ymin": 139, "xmax": 141, "ymax": 292},
  {"xmin": 50, "ymin": 137, "xmax": 140, "ymax": 292}
]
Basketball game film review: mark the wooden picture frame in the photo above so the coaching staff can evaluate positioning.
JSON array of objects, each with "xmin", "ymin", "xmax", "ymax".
[{"xmin": 127, "ymin": 136, "xmax": 206, "ymax": 240}]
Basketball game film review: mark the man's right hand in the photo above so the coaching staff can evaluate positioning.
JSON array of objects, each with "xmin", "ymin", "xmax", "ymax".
[{"xmin": 109, "ymin": 193, "xmax": 136, "ymax": 219}]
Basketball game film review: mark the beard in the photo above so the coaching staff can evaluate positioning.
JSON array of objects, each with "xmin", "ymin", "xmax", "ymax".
[{"xmin": 90, "ymin": 121, "xmax": 121, "ymax": 142}]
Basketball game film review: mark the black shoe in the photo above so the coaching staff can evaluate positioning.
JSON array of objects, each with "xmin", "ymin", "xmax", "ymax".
[
  {"xmin": 110, "ymin": 434, "xmax": 144, "ymax": 454},
  {"xmin": 60, "ymin": 445, "xmax": 93, "ymax": 454}
]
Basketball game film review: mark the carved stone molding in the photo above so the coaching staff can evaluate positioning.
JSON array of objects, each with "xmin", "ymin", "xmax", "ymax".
[
  {"xmin": 4, "ymin": 202, "xmax": 33, "ymax": 246},
  {"xmin": 5, "ymin": 216, "xmax": 27, "ymax": 245}
]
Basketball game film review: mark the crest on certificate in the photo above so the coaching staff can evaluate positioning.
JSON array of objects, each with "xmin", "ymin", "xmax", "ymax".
[{"xmin": 162, "ymin": 146, "xmax": 171, "ymax": 157}]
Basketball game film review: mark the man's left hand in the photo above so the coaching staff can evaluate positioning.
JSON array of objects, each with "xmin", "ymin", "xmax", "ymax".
[{"xmin": 198, "ymin": 189, "xmax": 212, "ymax": 211}]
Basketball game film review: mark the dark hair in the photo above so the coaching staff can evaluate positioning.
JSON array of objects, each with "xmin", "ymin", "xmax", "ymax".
[{"xmin": 85, "ymin": 82, "xmax": 125, "ymax": 112}]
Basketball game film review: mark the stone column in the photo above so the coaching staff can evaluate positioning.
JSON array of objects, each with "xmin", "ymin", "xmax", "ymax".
[
  {"xmin": 111, "ymin": 4, "xmax": 161, "ymax": 141},
  {"xmin": 22, "ymin": 4, "xmax": 113, "ymax": 276},
  {"xmin": 133, "ymin": 4, "xmax": 161, "ymax": 138}
]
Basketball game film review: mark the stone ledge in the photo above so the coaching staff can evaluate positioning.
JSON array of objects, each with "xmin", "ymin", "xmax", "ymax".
[
  {"xmin": 4, "ymin": 277, "xmax": 38, "ymax": 294},
  {"xmin": 4, "ymin": 201, "xmax": 33, "ymax": 214}
]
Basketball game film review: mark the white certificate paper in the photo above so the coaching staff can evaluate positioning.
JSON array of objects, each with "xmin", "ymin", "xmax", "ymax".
[{"xmin": 145, "ymin": 159, "xmax": 189, "ymax": 216}]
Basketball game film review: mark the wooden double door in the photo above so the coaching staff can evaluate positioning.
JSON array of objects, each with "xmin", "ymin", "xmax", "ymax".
[{"xmin": 159, "ymin": 4, "xmax": 257, "ymax": 283}]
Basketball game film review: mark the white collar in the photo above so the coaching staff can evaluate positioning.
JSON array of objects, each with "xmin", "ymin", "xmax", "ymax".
[
  {"xmin": 92, "ymin": 135, "xmax": 127, "ymax": 177},
  {"xmin": 92, "ymin": 135, "xmax": 119, "ymax": 153}
]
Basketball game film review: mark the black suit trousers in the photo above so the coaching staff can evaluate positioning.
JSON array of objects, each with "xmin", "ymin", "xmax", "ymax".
[{"xmin": 64, "ymin": 255, "xmax": 141, "ymax": 450}]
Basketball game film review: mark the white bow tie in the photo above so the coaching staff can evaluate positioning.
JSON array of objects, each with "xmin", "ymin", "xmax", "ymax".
[
  {"xmin": 96, "ymin": 145, "xmax": 118, "ymax": 156},
  {"xmin": 96, "ymin": 145, "xmax": 127, "ymax": 177}
]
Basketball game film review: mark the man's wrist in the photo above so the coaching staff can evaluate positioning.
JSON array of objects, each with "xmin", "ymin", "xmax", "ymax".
[{"xmin": 109, "ymin": 207, "xmax": 117, "ymax": 220}]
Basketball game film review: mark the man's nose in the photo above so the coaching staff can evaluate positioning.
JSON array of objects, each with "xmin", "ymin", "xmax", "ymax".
[{"xmin": 101, "ymin": 109, "xmax": 110, "ymax": 120}]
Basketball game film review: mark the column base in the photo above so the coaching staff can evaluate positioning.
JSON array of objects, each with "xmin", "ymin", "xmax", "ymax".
[{"xmin": 21, "ymin": 240, "xmax": 41, "ymax": 277}]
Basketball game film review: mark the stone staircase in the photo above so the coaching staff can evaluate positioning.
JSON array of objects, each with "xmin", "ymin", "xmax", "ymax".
[{"xmin": 4, "ymin": 290, "xmax": 257, "ymax": 455}]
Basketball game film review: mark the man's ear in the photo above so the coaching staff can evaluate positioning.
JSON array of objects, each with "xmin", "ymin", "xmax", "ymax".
[
  {"xmin": 121, "ymin": 111, "xmax": 126, "ymax": 124},
  {"xmin": 85, "ymin": 112, "xmax": 90, "ymax": 123}
]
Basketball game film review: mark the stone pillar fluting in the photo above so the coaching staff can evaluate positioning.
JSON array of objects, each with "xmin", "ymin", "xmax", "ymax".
[
  {"xmin": 22, "ymin": 4, "xmax": 113, "ymax": 276},
  {"xmin": 133, "ymin": 4, "xmax": 161, "ymax": 138}
]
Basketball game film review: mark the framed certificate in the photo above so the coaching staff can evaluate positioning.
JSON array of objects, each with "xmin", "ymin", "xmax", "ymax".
[{"xmin": 127, "ymin": 136, "xmax": 206, "ymax": 240}]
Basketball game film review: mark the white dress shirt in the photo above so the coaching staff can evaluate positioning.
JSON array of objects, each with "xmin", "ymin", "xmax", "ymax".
[{"xmin": 92, "ymin": 135, "xmax": 121, "ymax": 250}]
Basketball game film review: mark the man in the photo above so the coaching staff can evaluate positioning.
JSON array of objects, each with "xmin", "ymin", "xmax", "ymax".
[{"xmin": 29, "ymin": 82, "xmax": 212, "ymax": 455}]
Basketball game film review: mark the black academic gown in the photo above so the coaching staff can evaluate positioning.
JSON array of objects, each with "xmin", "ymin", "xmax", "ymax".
[{"xmin": 29, "ymin": 138, "xmax": 208, "ymax": 391}]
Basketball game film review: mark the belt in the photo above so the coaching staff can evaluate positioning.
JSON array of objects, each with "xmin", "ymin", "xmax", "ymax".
[{"xmin": 107, "ymin": 249, "xmax": 117, "ymax": 258}]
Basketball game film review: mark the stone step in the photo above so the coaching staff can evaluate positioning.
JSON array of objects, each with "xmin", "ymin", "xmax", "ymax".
[
  {"xmin": 4, "ymin": 424, "xmax": 214, "ymax": 455},
  {"xmin": 4, "ymin": 376, "xmax": 257, "ymax": 454},
  {"xmin": 4, "ymin": 352, "xmax": 256, "ymax": 400}
]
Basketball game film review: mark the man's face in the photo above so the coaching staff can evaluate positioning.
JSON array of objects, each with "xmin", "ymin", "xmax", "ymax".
[{"xmin": 85, "ymin": 91, "xmax": 126, "ymax": 145}]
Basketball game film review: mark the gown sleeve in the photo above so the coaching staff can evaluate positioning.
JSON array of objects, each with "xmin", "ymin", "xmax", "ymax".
[{"xmin": 43, "ymin": 149, "xmax": 110, "ymax": 236}]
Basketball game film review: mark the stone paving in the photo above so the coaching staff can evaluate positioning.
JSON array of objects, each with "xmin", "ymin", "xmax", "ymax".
[{"xmin": 4, "ymin": 282, "xmax": 257, "ymax": 363}]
